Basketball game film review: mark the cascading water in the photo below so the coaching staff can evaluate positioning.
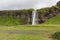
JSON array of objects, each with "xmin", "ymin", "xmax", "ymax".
[{"xmin": 32, "ymin": 9, "xmax": 38, "ymax": 25}]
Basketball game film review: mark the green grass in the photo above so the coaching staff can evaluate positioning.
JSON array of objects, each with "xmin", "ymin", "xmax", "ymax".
[
  {"xmin": 0, "ymin": 25, "xmax": 60, "ymax": 40},
  {"xmin": 0, "ymin": 24, "xmax": 60, "ymax": 30},
  {"xmin": 0, "ymin": 33, "xmax": 48, "ymax": 40},
  {"xmin": 43, "ymin": 14, "xmax": 60, "ymax": 24},
  {"xmin": 0, "ymin": 17, "xmax": 20, "ymax": 25},
  {"xmin": 0, "ymin": 25, "xmax": 59, "ymax": 40}
]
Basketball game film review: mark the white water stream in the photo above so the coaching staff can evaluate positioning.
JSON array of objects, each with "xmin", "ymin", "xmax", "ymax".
[{"xmin": 32, "ymin": 10, "xmax": 38, "ymax": 25}]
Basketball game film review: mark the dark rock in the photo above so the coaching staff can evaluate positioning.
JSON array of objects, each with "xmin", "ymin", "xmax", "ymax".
[{"xmin": 57, "ymin": 1, "xmax": 60, "ymax": 6}]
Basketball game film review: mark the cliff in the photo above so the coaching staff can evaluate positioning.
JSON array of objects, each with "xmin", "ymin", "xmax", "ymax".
[
  {"xmin": 0, "ymin": 1, "xmax": 60, "ymax": 25},
  {"xmin": 37, "ymin": 1, "xmax": 60, "ymax": 24}
]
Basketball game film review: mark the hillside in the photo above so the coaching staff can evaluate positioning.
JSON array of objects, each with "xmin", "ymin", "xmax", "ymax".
[
  {"xmin": 0, "ymin": 1, "xmax": 60, "ymax": 40},
  {"xmin": 37, "ymin": 1, "xmax": 60, "ymax": 24},
  {"xmin": 43, "ymin": 14, "xmax": 60, "ymax": 24}
]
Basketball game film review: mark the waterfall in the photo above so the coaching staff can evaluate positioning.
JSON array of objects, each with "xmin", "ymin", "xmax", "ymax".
[{"xmin": 32, "ymin": 9, "xmax": 38, "ymax": 25}]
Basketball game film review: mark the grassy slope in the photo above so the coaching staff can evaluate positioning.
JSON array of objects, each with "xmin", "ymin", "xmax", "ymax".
[
  {"xmin": 43, "ymin": 14, "xmax": 60, "ymax": 24},
  {"xmin": 0, "ymin": 17, "xmax": 20, "ymax": 25}
]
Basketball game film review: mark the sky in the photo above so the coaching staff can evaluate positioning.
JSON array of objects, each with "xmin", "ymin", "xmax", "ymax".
[{"xmin": 0, "ymin": 0, "xmax": 59, "ymax": 10}]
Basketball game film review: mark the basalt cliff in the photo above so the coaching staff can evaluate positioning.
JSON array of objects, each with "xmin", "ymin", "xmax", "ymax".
[{"xmin": 0, "ymin": 1, "xmax": 60, "ymax": 25}]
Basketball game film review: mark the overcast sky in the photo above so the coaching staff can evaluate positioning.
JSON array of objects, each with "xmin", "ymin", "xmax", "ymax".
[{"xmin": 0, "ymin": 0, "xmax": 59, "ymax": 10}]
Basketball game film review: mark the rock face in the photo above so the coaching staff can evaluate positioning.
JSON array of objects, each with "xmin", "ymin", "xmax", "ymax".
[
  {"xmin": 0, "ymin": 9, "xmax": 33, "ymax": 25},
  {"xmin": 57, "ymin": 1, "xmax": 60, "ymax": 6},
  {"xmin": 0, "ymin": 1, "xmax": 60, "ymax": 25},
  {"xmin": 37, "ymin": 1, "xmax": 60, "ymax": 24}
]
